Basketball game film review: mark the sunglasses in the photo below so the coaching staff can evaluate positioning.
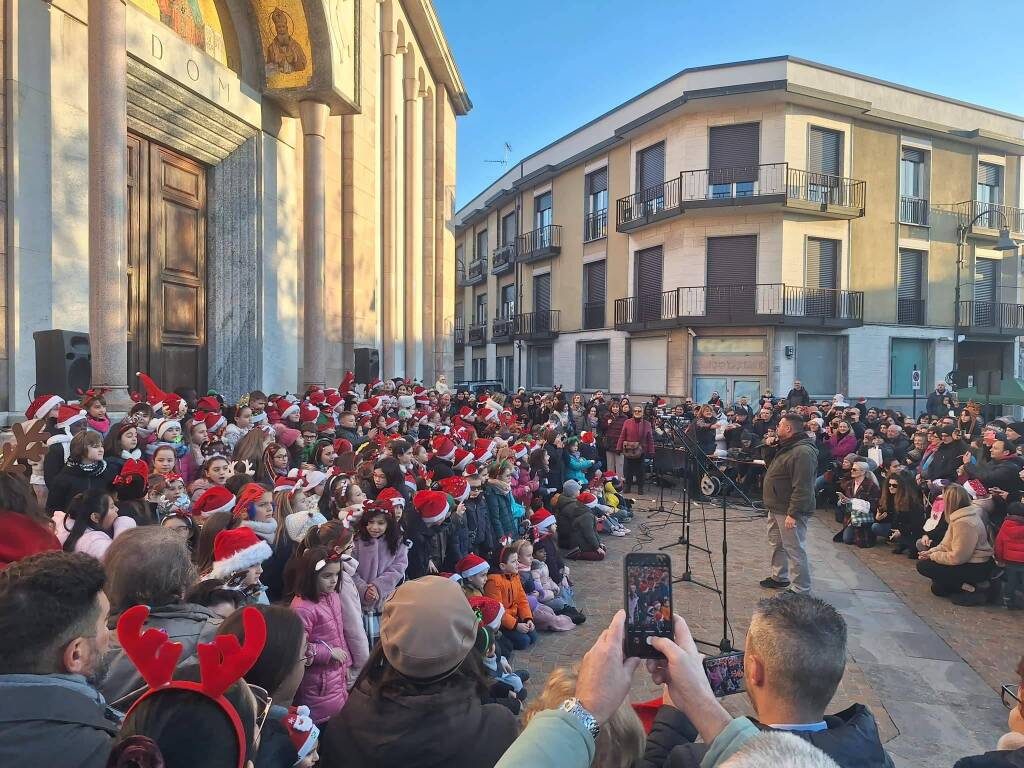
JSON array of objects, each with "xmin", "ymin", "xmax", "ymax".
[
  {"xmin": 1002, "ymin": 683, "xmax": 1020, "ymax": 710},
  {"xmin": 250, "ymin": 684, "xmax": 273, "ymax": 737}
]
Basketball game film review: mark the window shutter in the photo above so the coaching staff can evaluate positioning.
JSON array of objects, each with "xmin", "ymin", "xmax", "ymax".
[
  {"xmin": 587, "ymin": 167, "xmax": 608, "ymax": 195},
  {"xmin": 808, "ymin": 127, "xmax": 842, "ymax": 175},
  {"xmin": 898, "ymin": 251, "xmax": 922, "ymax": 300},
  {"xmin": 977, "ymin": 162, "xmax": 1001, "ymax": 186},
  {"xmin": 635, "ymin": 246, "xmax": 663, "ymax": 295},
  {"xmin": 806, "ymin": 238, "xmax": 838, "ymax": 290},
  {"xmin": 706, "ymin": 236, "xmax": 757, "ymax": 286},
  {"xmin": 974, "ymin": 258, "xmax": 997, "ymax": 302},
  {"xmin": 534, "ymin": 273, "xmax": 551, "ymax": 314},
  {"xmin": 901, "ymin": 147, "xmax": 924, "ymax": 164},
  {"xmin": 709, "ymin": 123, "xmax": 760, "ymax": 183},
  {"xmin": 637, "ymin": 142, "xmax": 665, "ymax": 192},
  {"xmin": 476, "ymin": 230, "xmax": 488, "ymax": 258},
  {"xmin": 584, "ymin": 260, "xmax": 607, "ymax": 304},
  {"xmin": 501, "ymin": 212, "xmax": 517, "ymax": 246}
]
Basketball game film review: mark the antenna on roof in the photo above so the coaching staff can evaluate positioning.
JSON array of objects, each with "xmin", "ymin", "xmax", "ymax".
[{"xmin": 484, "ymin": 142, "xmax": 511, "ymax": 169}]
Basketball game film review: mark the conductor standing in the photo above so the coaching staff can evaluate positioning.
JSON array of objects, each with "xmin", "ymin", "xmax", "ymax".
[{"xmin": 759, "ymin": 413, "xmax": 817, "ymax": 593}]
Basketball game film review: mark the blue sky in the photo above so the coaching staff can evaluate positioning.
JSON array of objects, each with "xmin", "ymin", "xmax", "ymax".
[{"xmin": 434, "ymin": 0, "xmax": 1024, "ymax": 210}]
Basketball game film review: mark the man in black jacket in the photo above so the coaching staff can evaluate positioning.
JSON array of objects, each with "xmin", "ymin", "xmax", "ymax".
[
  {"xmin": 926, "ymin": 382, "xmax": 950, "ymax": 418},
  {"xmin": 785, "ymin": 381, "xmax": 811, "ymax": 409},
  {"xmin": 0, "ymin": 552, "xmax": 118, "ymax": 768},
  {"xmin": 962, "ymin": 439, "xmax": 1023, "ymax": 497},
  {"xmin": 639, "ymin": 592, "xmax": 894, "ymax": 768}
]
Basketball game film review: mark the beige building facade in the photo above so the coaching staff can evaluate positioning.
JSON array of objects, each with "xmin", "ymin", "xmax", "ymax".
[
  {"xmin": 1, "ymin": 0, "xmax": 467, "ymax": 414},
  {"xmin": 454, "ymin": 56, "xmax": 1024, "ymax": 411}
]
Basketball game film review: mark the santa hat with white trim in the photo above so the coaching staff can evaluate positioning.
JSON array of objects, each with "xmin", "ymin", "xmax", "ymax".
[
  {"xmin": 529, "ymin": 508, "xmax": 556, "ymax": 534},
  {"xmin": 281, "ymin": 705, "xmax": 320, "ymax": 763},
  {"xmin": 377, "ymin": 487, "xmax": 406, "ymax": 510},
  {"xmin": 468, "ymin": 595, "xmax": 505, "ymax": 631},
  {"xmin": 455, "ymin": 553, "xmax": 490, "ymax": 580},
  {"xmin": 463, "ymin": 462, "xmax": 480, "ymax": 480},
  {"xmin": 453, "ymin": 447, "xmax": 473, "ymax": 472},
  {"xmin": 431, "ymin": 435, "xmax": 457, "ymax": 462},
  {"xmin": 192, "ymin": 486, "xmax": 237, "ymax": 518},
  {"xmin": 274, "ymin": 397, "xmax": 300, "ymax": 421},
  {"xmin": 413, "ymin": 489, "xmax": 450, "ymax": 526},
  {"xmin": 26, "ymin": 394, "xmax": 65, "ymax": 421},
  {"xmin": 578, "ymin": 491, "xmax": 599, "ymax": 508},
  {"xmin": 55, "ymin": 404, "xmax": 87, "ymax": 430},
  {"xmin": 438, "ymin": 475, "xmax": 469, "ymax": 503},
  {"xmin": 210, "ymin": 527, "xmax": 272, "ymax": 579}
]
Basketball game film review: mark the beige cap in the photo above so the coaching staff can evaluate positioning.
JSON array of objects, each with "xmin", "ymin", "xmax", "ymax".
[{"xmin": 380, "ymin": 576, "xmax": 480, "ymax": 680}]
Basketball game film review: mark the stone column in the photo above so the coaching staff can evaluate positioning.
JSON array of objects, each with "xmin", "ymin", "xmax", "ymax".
[
  {"xmin": 380, "ymin": 27, "xmax": 397, "ymax": 379},
  {"xmin": 433, "ymin": 84, "xmax": 449, "ymax": 379},
  {"xmin": 300, "ymin": 100, "xmax": 329, "ymax": 390},
  {"xmin": 88, "ymin": 0, "xmax": 132, "ymax": 410},
  {"xmin": 421, "ymin": 88, "xmax": 435, "ymax": 385},
  {"xmin": 403, "ymin": 73, "xmax": 419, "ymax": 379}
]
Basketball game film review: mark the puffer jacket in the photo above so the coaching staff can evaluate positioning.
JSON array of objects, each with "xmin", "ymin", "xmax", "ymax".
[
  {"xmin": 604, "ymin": 415, "xmax": 628, "ymax": 452},
  {"xmin": 46, "ymin": 461, "xmax": 119, "ymax": 513},
  {"xmin": 510, "ymin": 467, "xmax": 538, "ymax": 508},
  {"xmin": 565, "ymin": 453, "xmax": 594, "ymax": 483},
  {"xmin": 926, "ymin": 504, "xmax": 994, "ymax": 566},
  {"xmin": 995, "ymin": 514, "xmax": 1024, "ymax": 565},
  {"xmin": 762, "ymin": 434, "xmax": 817, "ymax": 518},
  {"xmin": 483, "ymin": 482, "xmax": 517, "ymax": 540},
  {"xmin": 483, "ymin": 572, "xmax": 533, "ymax": 630},
  {"xmin": 291, "ymin": 591, "xmax": 353, "ymax": 724},
  {"xmin": 351, "ymin": 535, "xmax": 409, "ymax": 611},
  {"xmin": 99, "ymin": 603, "xmax": 222, "ymax": 702}
]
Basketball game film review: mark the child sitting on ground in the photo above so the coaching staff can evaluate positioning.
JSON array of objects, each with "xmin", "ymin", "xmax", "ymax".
[{"xmin": 484, "ymin": 545, "xmax": 538, "ymax": 650}]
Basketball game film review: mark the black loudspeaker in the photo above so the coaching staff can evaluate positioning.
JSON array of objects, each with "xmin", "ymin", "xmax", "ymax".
[
  {"xmin": 354, "ymin": 348, "xmax": 380, "ymax": 384},
  {"xmin": 34, "ymin": 330, "xmax": 92, "ymax": 400}
]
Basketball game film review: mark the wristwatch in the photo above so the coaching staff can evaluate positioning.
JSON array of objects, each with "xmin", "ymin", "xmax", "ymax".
[{"xmin": 561, "ymin": 697, "xmax": 600, "ymax": 739}]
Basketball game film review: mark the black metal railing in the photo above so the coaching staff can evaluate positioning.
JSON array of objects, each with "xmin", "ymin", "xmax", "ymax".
[
  {"xmin": 517, "ymin": 224, "xmax": 562, "ymax": 261},
  {"xmin": 514, "ymin": 310, "xmax": 560, "ymax": 337},
  {"xmin": 958, "ymin": 300, "xmax": 1024, "ymax": 333},
  {"xmin": 584, "ymin": 210, "xmax": 608, "ymax": 242},
  {"xmin": 616, "ymin": 163, "xmax": 867, "ymax": 230},
  {"xmin": 897, "ymin": 298, "xmax": 925, "ymax": 325},
  {"xmin": 583, "ymin": 301, "xmax": 605, "ymax": 329},
  {"xmin": 900, "ymin": 196, "xmax": 929, "ymax": 226},
  {"xmin": 491, "ymin": 317, "xmax": 514, "ymax": 340},
  {"xmin": 614, "ymin": 284, "xmax": 864, "ymax": 328},
  {"xmin": 466, "ymin": 257, "xmax": 487, "ymax": 284},
  {"xmin": 468, "ymin": 323, "xmax": 487, "ymax": 344},
  {"xmin": 453, "ymin": 319, "xmax": 465, "ymax": 347},
  {"xmin": 492, "ymin": 243, "xmax": 516, "ymax": 274},
  {"xmin": 954, "ymin": 200, "xmax": 1024, "ymax": 233}
]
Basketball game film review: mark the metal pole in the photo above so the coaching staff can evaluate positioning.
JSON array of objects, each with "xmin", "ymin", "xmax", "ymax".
[{"xmin": 953, "ymin": 225, "xmax": 964, "ymax": 381}]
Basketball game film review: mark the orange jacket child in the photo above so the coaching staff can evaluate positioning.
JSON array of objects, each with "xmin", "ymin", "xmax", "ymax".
[{"xmin": 484, "ymin": 572, "xmax": 533, "ymax": 631}]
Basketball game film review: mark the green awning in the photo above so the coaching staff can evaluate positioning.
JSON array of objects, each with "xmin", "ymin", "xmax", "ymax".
[{"xmin": 957, "ymin": 378, "xmax": 1024, "ymax": 406}]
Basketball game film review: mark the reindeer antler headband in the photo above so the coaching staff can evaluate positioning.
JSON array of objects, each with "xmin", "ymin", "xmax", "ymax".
[
  {"xmin": 0, "ymin": 419, "xmax": 50, "ymax": 474},
  {"xmin": 117, "ymin": 605, "xmax": 267, "ymax": 768}
]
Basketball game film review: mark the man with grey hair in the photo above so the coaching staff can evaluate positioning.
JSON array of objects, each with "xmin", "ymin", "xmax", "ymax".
[
  {"xmin": 639, "ymin": 592, "xmax": 893, "ymax": 768},
  {"xmin": 720, "ymin": 732, "xmax": 839, "ymax": 768}
]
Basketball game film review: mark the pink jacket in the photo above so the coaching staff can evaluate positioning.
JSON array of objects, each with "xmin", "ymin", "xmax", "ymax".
[
  {"xmin": 511, "ymin": 467, "xmax": 538, "ymax": 507},
  {"xmin": 291, "ymin": 591, "xmax": 355, "ymax": 723},
  {"xmin": 351, "ymin": 535, "xmax": 409, "ymax": 611}
]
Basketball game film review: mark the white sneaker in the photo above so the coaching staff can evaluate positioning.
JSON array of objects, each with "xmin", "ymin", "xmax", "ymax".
[{"xmin": 611, "ymin": 529, "xmax": 628, "ymax": 537}]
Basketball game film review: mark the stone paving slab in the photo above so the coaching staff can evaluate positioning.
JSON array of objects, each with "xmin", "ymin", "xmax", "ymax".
[{"xmin": 512, "ymin": 489, "xmax": 1010, "ymax": 766}]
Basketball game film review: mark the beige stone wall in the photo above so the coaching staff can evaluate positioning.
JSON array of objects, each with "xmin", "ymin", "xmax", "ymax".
[{"xmin": 0, "ymin": 0, "xmax": 8, "ymax": 409}]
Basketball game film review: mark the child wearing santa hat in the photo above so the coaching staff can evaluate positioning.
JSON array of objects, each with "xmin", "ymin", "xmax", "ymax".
[
  {"xmin": 351, "ymin": 500, "xmax": 408, "ymax": 647},
  {"xmin": 210, "ymin": 526, "xmax": 272, "ymax": 605}
]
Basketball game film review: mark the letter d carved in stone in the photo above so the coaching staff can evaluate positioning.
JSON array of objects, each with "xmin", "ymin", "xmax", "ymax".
[{"xmin": 151, "ymin": 33, "xmax": 163, "ymax": 60}]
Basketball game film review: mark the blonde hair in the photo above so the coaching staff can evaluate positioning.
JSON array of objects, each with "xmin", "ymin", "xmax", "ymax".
[
  {"xmin": 942, "ymin": 484, "xmax": 971, "ymax": 523},
  {"xmin": 511, "ymin": 538, "xmax": 533, "ymax": 561},
  {"xmin": 524, "ymin": 667, "xmax": 644, "ymax": 768}
]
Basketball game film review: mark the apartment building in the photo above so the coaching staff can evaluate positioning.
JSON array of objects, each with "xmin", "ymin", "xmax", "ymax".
[{"xmin": 452, "ymin": 57, "xmax": 1024, "ymax": 410}]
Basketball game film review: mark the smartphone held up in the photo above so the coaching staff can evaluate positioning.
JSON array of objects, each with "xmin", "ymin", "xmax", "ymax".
[{"xmin": 623, "ymin": 552, "xmax": 674, "ymax": 658}]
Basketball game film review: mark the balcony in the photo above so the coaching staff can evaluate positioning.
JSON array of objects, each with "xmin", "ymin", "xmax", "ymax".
[
  {"xmin": 615, "ymin": 163, "xmax": 866, "ymax": 232},
  {"xmin": 897, "ymin": 298, "xmax": 926, "ymax": 325},
  {"xmin": 466, "ymin": 258, "xmax": 487, "ymax": 286},
  {"xmin": 583, "ymin": 301, "xmax": 605, "ymax": 330},
  {"xmin": 584, "ymin": 210, "xmax": 607, "ymax": 243},
  {"xmin": 468, "ymin": 322, "xmax": 487, "ymax": 346},
  {"xmin": 516, "ymin": 224, "xmax": 562, "ymax": 264},
  {"xmin": 492, "ymin": 243, "xmax": 516, "ymax": 276},
  {"xmin": 900, "ymin": 196, "xmax": 929, "ymax": 226},
  {"xmin": 514, "ymin": 310, "xmax": 560, "ymax": 340},
  {"xmin": 614, "ymin": 284, "xmax": 863, "ymax": 331},
  {"xmin": 957, "ymin": 300, "xmax": 1024, "ymax": 337},
  {"xmin": 453, "ymin": 319, "xmax": 465, "ymax": 350},
  {"xmin": 491, "ymin": 317, "xmax": 514, "ymax": 343},
  {"xmin": 954, "ymin": 200, "xmax": 1024, "ymax": 237}
]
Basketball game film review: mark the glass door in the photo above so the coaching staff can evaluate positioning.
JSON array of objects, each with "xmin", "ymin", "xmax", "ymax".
[
  {"xmin": 731, "ymin": 379, "xmax": 763, "ymax": 405},
  {"xmin": 694, "ymin": 377, "xmax": 728, "ymax": 404}
]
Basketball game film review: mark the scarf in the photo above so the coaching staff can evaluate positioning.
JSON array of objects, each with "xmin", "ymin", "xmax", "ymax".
[
  {"xmin": 487, "ymin": 478, "xmax": 511, "ymax": 495},
  {"xmin": 120, "ymin": 448, "xmax": 142, "ymax": 461},
  {"xmin": 242, "ymin": 518, "xmax": 279, "ymax": 544},
  {"xmin": 66, "ymin": 459, "xmax": 107, "ymax": 476}
]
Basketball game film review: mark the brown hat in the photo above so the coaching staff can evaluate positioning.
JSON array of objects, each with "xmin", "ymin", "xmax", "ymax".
[{"xmin": 380, "ymin": 576, "xmax": 479, "ymax": 680}]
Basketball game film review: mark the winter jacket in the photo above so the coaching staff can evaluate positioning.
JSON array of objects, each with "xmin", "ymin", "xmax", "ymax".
[
  {"xmin": 443, "ymin": 513, "xmax": 470, "ymax": 571},
  {"xmin": 841, "ymin": 477, "xmax": 881, "ymax": 524},
  {"xmin": 638, "ymin": 703, "xmax": 895, "ymax": 768},
  {"xmin": 545, "ymin": 444, "xmax": 566, "ymax": 491},
  {"xmin": 604, "ymin": 415, "xmax": 628, "ymax": 452},
  {"xmin": 923, "ymin": 440, "xmax": 969, "ymax": 482},
  {"xmin": 762, "ymin": 434, "xmax": 817, "ymax": 518},
  {"xmin": 0, "ymin": 510, "xmax": 60, "ymax": 568},
  {"xmin": 786, "ymin": 387, "xmax": 812, "ymax": 408},
  {"xmin": 483, "ymin": 572, "xmax": 533, "ymax": 630},
  {"xmin": 0, "ymin": 673, "xmax": 118, "ymax": 768},
  {"xmin": 291, "ymin": 591, "xmax": 353, "ymax": 723},
  {"xmin": 67, "ymin": 516, "xmax": 137, "ymax": 561},
  {"xmin": 484, "ymin": 482, "xmax": 517, "ymax": 541},
  {"xmin": 536, "ymin": 533, "xmax": 567, "ymax": 585},
  {"xmin": 464, "ymin": 494, "xmax": 496, "ymax": 556},
  {"xmin": 964, "ymin": 458, "xmax": 1024, "ymax": 495},
  {"xmin": 45, "ymin": 461, "xmax": 119, "ymax": 513},
  {"xmin": 493, "ymin": 708, "xmax": 594, "ymax": 768},
  {"xmin": 954, "ymin": 747, "xmax": 1024, "ymax": 768},
  {"xmin": 565, "ymin": 453, "xmax": 594, "ymax": 483},
  {"xmin": 99, "ymin": 602, "xmax": 222, "ymax": 702},
  {"xmin": 926, "ymin": 504, "xmax": 994, "ymax": 566},
  {"xmin": 926, "ymin": 389, "xmax": 950, "ymax": 418},
  {"xmin": 995, "ymin": 514, "xmax": 1024, "ymax": 565},
  {"xmin": 425, "ymin": 455, "xmax": 455, "ymax": 481},
  {"xmin": 336, "ymin": 425, "xmax": 369, "ymax": 451},
  {"xmin": 319, "ymin": 678, "xmax": 519, "ymax": 768},
  {"xmin": 617, "ymin": 417, "xmax": 655, "ymax": 455},
  {"xmin": 824, "ymin": 432, "xmax": 858, "ymax": 460},
  {"xmin": 351, "ymin": 535, "xmax": 409, "ymax": 611},
  {"xmin": 885, "ymin": 497, "xmax": 926, "ymax": 542},
  {"xmin": 510, "ymin": 468, "xmax": 538, "ymax": 507}
]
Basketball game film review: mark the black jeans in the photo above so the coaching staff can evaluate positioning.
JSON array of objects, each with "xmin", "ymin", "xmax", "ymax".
[
  {"xmin": 916, "ymin": 558, "xmax": 993, "ymax": 595},
  {"xmin": 624, "ymin": 457, "xmax": 645, "ymax": 493}
]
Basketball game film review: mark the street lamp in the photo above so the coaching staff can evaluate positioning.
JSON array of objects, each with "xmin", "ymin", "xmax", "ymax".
[{"xmin": 952, "ymin": 209, "xmax": 1020, "ymax": 386}]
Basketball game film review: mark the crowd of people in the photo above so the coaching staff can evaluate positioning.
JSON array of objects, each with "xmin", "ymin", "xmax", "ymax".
[{"xmin": 0, "ymin": 371, "xmax": 1020, "ymax": 768}]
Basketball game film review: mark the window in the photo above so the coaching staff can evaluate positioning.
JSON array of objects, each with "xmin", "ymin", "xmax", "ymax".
[
  {"xmin": 804, "ymin": 238, "xmax": 839, "ymax": 319},
  {"xmin": 454, "ymin": 364, "xmax": 465, "ymax": 383},
  {"xmin": 472, "ymin": 358, "xmax": 487, "ymax": 381},
  {"xmin": 977, "ymin": 163, "xmax": 1003, "ymax": 228},
  {"xmin": 807, "ymin": 127, "xmax": 843, "ymax": 204},
  {"xmin": 635, "ymin": 246, "xmax": 664, "ymax": 322},
  {"xmin": 456, "ymin": 244, "xmax": 465, "ymax": 279},
  {"xmin": 708, "ymin": 123, "xmax": 760, "ymax": 198},
  {"xmin": 584, "ymin": 168, "xmax": 608, "ymax": 242},
  {"xmin": 900, "ymin": 148, "xmax": 928, "ymax": 224},
  {"xmin": 501, "ymin": 211, "xmax": 517, "ymax": 246},
  {"xmin": 973, "ymin": 257, "xmax": 998, "ymax": 326},
  {"xmin": 475, "ymin": 229, "xmax": 488, "ymax": 260},
  {"xmin": 707, "ymin": 235, "xmax": 757, "ymax": 317},
  {"xmin": 583, "ymin": 260, "xmax": 606, "ymax": 329},
  {"xmin": 533, "ymin": 273, "xmax": 551, "ymax": 315},
  {"xmin": 797, "ymin": 334, "xmax": 846, "ymax": 397},
  {"xmin": 529, "ymin": 345, "xmax": 553, "ymax": 389},
  {"xmin": 636, "ymin": 142, "xmax": 665, "ymax": 214},
  {"xmin": 500, "ymin": 284, "xmax": 515, "ymax": 318},
  {"xmin": 578, "ymin": 342, "xmax": 610, "ymax": 391},
  {"xmin": 534, "ymin": 192, "xmax": 552, "ymax": 230},
  {"xmin": 898, "ymin": 250, "xmax": 925, "ymax": 324},
  {"xmin": 890, "ymin": 339, "xmax": 932, "ymax": 397},
  {"xmin": 475, "ymin": 293, "xmax": 488, "ymax": 325},
  {"xmin": 496, "ymin": 355, "xmax": 514, "ymax": 391}
]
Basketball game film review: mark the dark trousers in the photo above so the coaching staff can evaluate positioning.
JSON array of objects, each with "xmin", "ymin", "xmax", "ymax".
[
  {"xmin": 916, "ymin": 558, "xmax": 993, "ymax": 595},
  {"xmin": 624, "ymin": 456, "xmax": 645, "ymax": 493},
  {"xmin": 505, "ymin": 628, "xmax": 539, "ymax": 649}
]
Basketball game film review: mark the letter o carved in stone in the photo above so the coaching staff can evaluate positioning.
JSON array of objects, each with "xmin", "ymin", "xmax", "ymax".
[{"xmin": 186, "ymin": 59, "xmax": 200, "ymax": 82}]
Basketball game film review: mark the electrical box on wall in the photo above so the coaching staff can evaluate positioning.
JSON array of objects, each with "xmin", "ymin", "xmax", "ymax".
[{"xmin": 785, "ymin": 345, "xmax": 795, "ymax": 359}]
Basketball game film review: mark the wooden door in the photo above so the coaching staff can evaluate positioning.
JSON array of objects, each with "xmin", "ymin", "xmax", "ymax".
[{"xmin": 127, "ymin": 134, "xmax": 207, "ymax": 394}]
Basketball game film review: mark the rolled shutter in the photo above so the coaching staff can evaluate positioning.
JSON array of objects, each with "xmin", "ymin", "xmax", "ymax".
[
  {"xmin": 502, "ymin": 212, "xmax": 517, "ymax": 246},
  {"xmin": 898, "ymin": 251, "xmax": 922, "ymax": 300},
  {"xmin": 806, "ymin": 238, "xmax": 838, "ymax": 290},
  {"xmin": 534, "ymin": 273, "xmax": 551, "ymax": 314},
  {"xmin": 901, "ymin": 147, "xmax": 924, "ymax": 164},
  {"xmin": 977, "ymin": 163, "xmax": 1001, "ymax": 186},
  {"xmin": 808, "ymin": 127, "xmax": 842, "ymax": 176},
  {"xmin": 585, "ymin": 260, "xmax": 607, "ymax": 304},
  {"xmin": 587, "ymin": 167, "xmax": 608, "ymax": 195},
  {"xmin": 709, "ymin": 123, "xmax": 760, "ymax": 184},
  {"xmin": 635, "ymin": 246, "xmax": 664, "ymax": 322},
  {"xmin": 707, "ymin": 236, "xmax": 756, "ymax": 286},
  {"xmin": 637, "ymin": 142, "xmax": 665, "ymax": 192}
]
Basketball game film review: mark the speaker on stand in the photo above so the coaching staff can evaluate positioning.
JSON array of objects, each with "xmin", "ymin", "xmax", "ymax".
[
  {"xmin": 33, "ymin": 330, "xmax": 91, "ymax": 400},
  {"xmin": 354, "ymin": 347, "xmax": 380, "ymax": 384}
]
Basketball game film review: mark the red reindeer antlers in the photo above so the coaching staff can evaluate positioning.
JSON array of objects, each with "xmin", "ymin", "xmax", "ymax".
[
  {"xmin": 117, "ymin": 605, "xmax": 183, "ymax": 689},
  {"xmin": 196, "ymin": 607, "xmax": 266, "ymax": 697}
]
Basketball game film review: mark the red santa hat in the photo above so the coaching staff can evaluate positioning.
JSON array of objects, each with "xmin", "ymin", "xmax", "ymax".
[
  {"xmin": 25, "ymin": 394, "xmax": 65, "ymax": 421},
  {"xmin": 195, "ymin": 396, "xmax": 221, "ymax": 415},
  {"xmin": 511, "ymin": 442, "xmax": 529, "ymax": 460},
  {"xmin": 281, "ymin": 705, "xmax": 320, "ymax": 762},
  {"xmin": 529, "ymin": 508, "xmax": 556, "ymax": 533},
  {"xmin": 307, "ymin": 389, "xmax": 326, "ymax": 407},
  {"xmin": 192, "ymin": 486, "xmax": 237, "ymax": 518},
  {"xmin": 274, "ymin": 475, "xmax": 298, "ymax": 494},
  {"xmin": 455, "ymin": 553, "xmax": 490, "ymax": 579},
  {"xmin": 431, "ymin": 435, "xmax": 457, "ymax": 462},
  {"xmin": 357, "ymin": 397, "xmax": 380, "ymax": 414},
  {"xmin": 55, "ymin": 405, "xmax": 86, "ymax": 430},
  {"xmin": 274, "ymin": 397, "xmax": 300, "ymax": 421},
  {"xmin": 384, "ymin": 416, "xmax": 401, "ymax": 433},
  {"xmin": 438, "ymin": 476, "xmax": 469, "ymax": 503},
  {"xmin": 134, "ymin": 372, "xmax": 186, "ymax": 418},
  {"xmin": 453, "ymin": 448, "xmax": 473, "ymax": 472},
  {"xmin": 579, "ymin": 491, "xmax": 598, "ymax": 508},
  {"xmin": 333, "ymin": 438, "xmax": 353, "ymax": 455},
  {"xmin": 339, "ymin": 371, "xmax": 356, "ymax": 394},
  {"xmin": 468, "ymin": 596, "xmax": 505, "ymax": 631},
  {"xmin": 210, "ymin": 527, "xmax": 272, "ymax": 579},
  {"xmin": 457, "ymin": 406, "xmax": 474, "ymax": 422},
  {"xmin": 463, "ymin": 462, "xmax": 480, "ymax": 479},
  {"xmin": 403, "ymin": 472, "xmax": 418, "ymax": 493},
  {"xmin": 326, "ymin": 391, "xmax": 344, "ymax": 410},
  {"xmin": 376, "ymin": 487, "xmax": 406, "ymax": 509},
  {"xmin": 475, "ymin": 406, "xmax": 500, "ymax": 424},
  {"xmin": 580, "ymin": 431, "xmax": 596, "ymax": 445},
  {"xmin": 413, "ymin": 489, "xmax": 450, "ymax": 525},
  {"xmin": 964, "ymin": 479, "xmax": 989, "ymax": 500},
  {"xmin": 299, "ymin": 402, "xmax": 320, "ymax": 423},
  {"xmin": 202, "ymin": 410, "xmax": 227, "ymax": 433}
]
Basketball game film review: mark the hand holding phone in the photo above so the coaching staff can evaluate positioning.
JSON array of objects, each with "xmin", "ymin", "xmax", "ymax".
[{"xmin": 623, "ymin": 552, "xmax": 673, "ymax": 658}]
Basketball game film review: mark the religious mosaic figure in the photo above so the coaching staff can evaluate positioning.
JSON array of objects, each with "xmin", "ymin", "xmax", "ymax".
[{"xmin": 266, "ymin": 8, "xmax": 307, "ymax": 74}]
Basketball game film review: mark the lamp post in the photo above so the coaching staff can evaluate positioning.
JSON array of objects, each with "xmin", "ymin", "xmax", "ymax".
[{"xmin": 952, "ymin": 208, "xmax": 1019, "ymax": 386}]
